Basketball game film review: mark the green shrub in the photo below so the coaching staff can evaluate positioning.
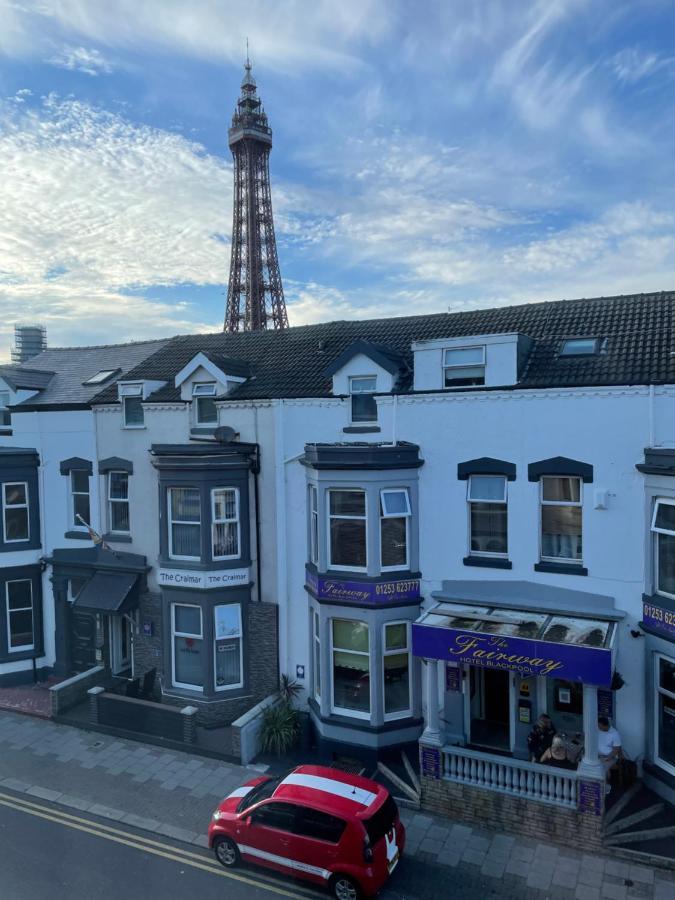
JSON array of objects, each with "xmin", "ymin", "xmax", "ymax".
[{"xmin": 259, "ymin": 702, "xmax": 300, "ymax": 756}]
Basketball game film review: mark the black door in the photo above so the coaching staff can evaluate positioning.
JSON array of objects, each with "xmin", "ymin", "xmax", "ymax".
[{"xmin": 71, "ymin": 611, "xmax": 97, "ymax": 672}]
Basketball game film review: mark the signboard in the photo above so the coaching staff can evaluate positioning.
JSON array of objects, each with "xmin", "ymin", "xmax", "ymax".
[
  {"xmin": 421, "ymin": 746, "xmax": 441, "ymax": 779},
  {"xmin": 643, "ymin": 600, "xmax": 675, "ymax": 642},
  {"xmin": 412, "ymin": 624, "xmax": 612, "ymax": 687},
  {"xmin": 158, "ymin": 567, "xmax": 249, "ymax": 591},
  {"xmin": 445, "ymin": 665, "xmax": 461, "ymax": 693},
  {"xmin": 305, "ymin": 567, "xmax": 420, "ymax": 606},
  {"xmin": 578, "ymin": 780, "xmax": 602, "ymax": 816}
]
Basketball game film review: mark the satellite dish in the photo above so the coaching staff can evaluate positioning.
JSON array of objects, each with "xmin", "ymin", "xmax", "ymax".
[{"xmin": 215, "ymin": 426, "xmax": 237, "ymax": 444}]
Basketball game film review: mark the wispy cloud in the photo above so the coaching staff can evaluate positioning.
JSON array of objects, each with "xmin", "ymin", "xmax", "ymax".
[
  {"xmin": 610, "ymin": 47, "xmax": 675, "ymax": 85},
  {"xmin": 47, "ymin": 45, "xmax": 113, "ymax": 76}
]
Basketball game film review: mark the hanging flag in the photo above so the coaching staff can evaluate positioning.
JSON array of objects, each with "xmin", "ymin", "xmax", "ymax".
[{"xmin": 75, "ymin": 514, "xmax": 113, "ymax": 552}]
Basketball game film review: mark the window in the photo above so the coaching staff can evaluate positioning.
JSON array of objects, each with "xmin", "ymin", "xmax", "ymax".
[
  {"xmin": 2, "ymin": 482, "xmax": 29, "ymax": 542},
  {"xmin": 212, "ymin": 488, "xmax": 240, "ymax": 560},
  {"xmin": 108, "ymin": 472, "xmax": 130, "ymax": 534},
  {"xmin": 214, "ymin": 604, "xmax": 243, "ymax": 690},
  {"xmin": 6, "ymin": 580, "xmax": 33, "ymax": 651},
  {"xmin": 313, "ymin": 610, "xmax": 321, "ymax": 701},
  {"xmin": 652, "ymin": 500, "xmax": 675, "ymax": 599},
  {"xmin": 171, "ymin": 604, "xmax": 203, "ymax": 690},
  {"xmin": 0, "ymin": 391, "xmax": 10, "ymax": 428},
  {"xmin": 349, "ymin": 375, "xmax": 377, "ymax": 424},
  {"xmin": 540, "ymin": 476, "xmax": 582, "ymax": 563},
  {"xmin": 250, "ymin": 803, "xmax": 296, "ymax": 833},
  {"xmin": 83, "ymin": 369, "xmax": 120, "ymax": 385},
  {"xmin": 294, "ymin": 807, "xmax": 346, "ymax": 843},
  {"xmin": 332, "ymin": 619, "xmax": 370, "ymax": 716},
  {"xmin": 443, "ymin": 346, "xmax": 485, "ymax": 387},
  {"xmin": 328, "ymin": 490, "xmax": 367, "ymax": 570},
  {"xmin": 655, "ymin": 654, "xmax": 675, "ymax": 775},
  {"xmin": 71, "ymin": 471, "xmax": 90, "ymax": 527},
  {"xmin": 468, "ymin": 475, "xmax": 507, "ymax": 557},
  {"xmin": 308, "ymin": 485, "xmax": 319, "ymax": 565},
  {"xmin": 383, "ymin": 622, "xmax": 411, "ymax": 719},
  {"xmin": 193, "ymin": 382, "xmax": 217, "ymax": 425},
  {"xmin": 380, "ymin": 489, "xmax": 411, "ymax": 570},
  {"xmin": 559, "ymin": 338, "xmax": 604, "ymax": 357},
  {"xmin": 168, "ymin": 487, "xmax": 201, "ymax": 559},
  {"xmin": 120, "ymin": 383, "xmax": 144, "ymax": 427}
]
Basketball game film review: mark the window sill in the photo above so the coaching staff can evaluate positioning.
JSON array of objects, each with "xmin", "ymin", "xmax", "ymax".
[
  {"xmin": 534, "ymin": 561, "xmax": 588, "ymax": 576},
  {"xmin": 463, "ymin": 556, "xmax": 512, "ymax": 570},
  {"xmin": 103, "ymin": 533, "xmax": 132, "ymax": 544},
  {"xmin": 64, "ymin": 530, "xmax": 92, "ymax": 541},
  {"xmin": 343, "ymin": 425, "xmax": 381, "ymax": 434},
  {"xmin": 122, "ymin": 425, "xmax": 146, "ymax": 430}
]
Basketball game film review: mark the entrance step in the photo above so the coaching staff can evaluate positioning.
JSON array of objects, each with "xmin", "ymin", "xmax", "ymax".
[
  {"xmin": 604, "ymin": 802, "xmax": 664, "ymax": 837},
  {"xmin": 604, "ymin": 824, "xmax": 675, "ymax": 846},
  {"xmin": 603, "ymin": 781, "xmax": 641, "ymax": 827},
  {"xmin": 602, "ymin": 782, "xmax": 675, "ymax": 862}
]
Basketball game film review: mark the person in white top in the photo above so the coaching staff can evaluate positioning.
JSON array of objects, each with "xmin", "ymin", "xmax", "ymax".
[{"xmin": 597, "ymin": 716, "xmax": 622, "ymax": 778}]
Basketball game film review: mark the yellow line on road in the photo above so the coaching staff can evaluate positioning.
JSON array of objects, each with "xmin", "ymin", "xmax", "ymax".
[{"xmin": 0, "ymin": 790, "xmax": 319, "ymax": 900}]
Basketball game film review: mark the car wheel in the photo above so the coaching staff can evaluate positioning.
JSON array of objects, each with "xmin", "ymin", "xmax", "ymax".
[
  {"xmin": 330, "ymin": 874, "xmax": 361, "ymax": 900},
  {"xmin": 213, "ymin": 836, "xmax": 240, "ymax": 868}
]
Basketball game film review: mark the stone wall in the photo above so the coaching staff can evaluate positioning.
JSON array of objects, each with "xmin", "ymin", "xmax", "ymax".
[
  {"xmin": 50, "ymin": 665, "xmax": 105, "ymax": 716},
  {"xmin": 420, "ymin": 774, "xmax": 605, "ymax": 852}
]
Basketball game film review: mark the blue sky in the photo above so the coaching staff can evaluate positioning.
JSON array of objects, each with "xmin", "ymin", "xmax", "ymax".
[{"xmin": 1, "ymin": 0, "xmax": 675, "ymax": 357}]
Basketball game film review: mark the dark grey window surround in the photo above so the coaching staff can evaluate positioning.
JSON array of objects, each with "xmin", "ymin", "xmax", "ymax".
[
  {"xmin": 637, "ymin": 449, "xmax": 675, "ymax": 477},
  {"xmin": 0, "ymin": 564, "xmax": 43, "ymax": 663},
  {"xmin": 98, "ymin": 457, "xmax": 134, "ymax": 475},
  {"xmin": 59, "ymin": 457, "xmax": 94, "ymax": 476},
  {"xmin": 0, "ymin": 451, "xmax": 41, "ymax": 552},
  {"xmin": 528, "ymin": 457, "xmax": 593, "ymax": 483},
  {"xmin": 458, "ymin": 457, "xmax": 516, "ymax": 481}
]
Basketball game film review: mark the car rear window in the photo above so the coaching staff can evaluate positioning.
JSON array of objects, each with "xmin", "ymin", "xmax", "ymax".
[
  {"xmin": 294, "ymin": 807, "xmax": 346, "ymax": 844},
  {"xmin": 364, "ymin": 794, "xmax": 398, "ymax": 845}
]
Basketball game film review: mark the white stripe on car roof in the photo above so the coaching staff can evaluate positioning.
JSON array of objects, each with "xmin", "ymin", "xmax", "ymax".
[
  {"xmin": 281, "ymin": 773, "xmax": 377, "ymax": 807},
  {"xmin": 227, "ymin": 786, "xmax": 254, "ymax": 799}
]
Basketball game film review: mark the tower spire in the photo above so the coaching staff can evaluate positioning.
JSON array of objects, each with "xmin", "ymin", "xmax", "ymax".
[{"xmin": 224, "ymin": 57, "xmax": 288, "ymax": 332}]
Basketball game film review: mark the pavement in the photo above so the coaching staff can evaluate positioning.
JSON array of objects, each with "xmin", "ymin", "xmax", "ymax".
[{"xmin": 0, "ymin": 710, "xmax": 674, "ymax": 900}]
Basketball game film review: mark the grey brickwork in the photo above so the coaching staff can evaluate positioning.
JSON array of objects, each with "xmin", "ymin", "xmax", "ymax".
[
  {"xmin": 50, "ymin": 666, "xmax": 106, "ymax": 716},
  {"xmin": 133, "ymin": 592, "xmax": 163, "ymax": 697}
]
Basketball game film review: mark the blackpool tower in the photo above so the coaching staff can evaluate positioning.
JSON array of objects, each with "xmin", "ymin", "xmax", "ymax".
[{"xmin": 224, "ymin": 58, "xmax": 288, "ymax": 332}]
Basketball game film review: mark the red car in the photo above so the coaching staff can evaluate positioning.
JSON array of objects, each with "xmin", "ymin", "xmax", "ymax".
[{"xmin": 208, "ymin": 764, "xmax": 405, "ymax": 899}]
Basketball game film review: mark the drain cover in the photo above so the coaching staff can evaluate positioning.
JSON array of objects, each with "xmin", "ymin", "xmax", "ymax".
[{"xmin": 91, "ymin": 741, "xmax": 105, "ymax": 749}]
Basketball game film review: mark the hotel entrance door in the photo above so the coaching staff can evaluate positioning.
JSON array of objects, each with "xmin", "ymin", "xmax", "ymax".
[{"xmin": 470, "ymin": 667, "xmax": 511, "ymax": 751}]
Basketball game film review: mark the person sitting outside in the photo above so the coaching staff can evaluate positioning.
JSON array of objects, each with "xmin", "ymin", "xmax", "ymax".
[
  {"xmin": 540, "ymin": 735, "xmax": 576, "ymax": 769},
  {"xmin": 527, "ymin": 714, "xmax": 555, "ymax": 762},
  {"xmin": 598, "ymin": 716, "xmax": 622, "ymax": 785}
]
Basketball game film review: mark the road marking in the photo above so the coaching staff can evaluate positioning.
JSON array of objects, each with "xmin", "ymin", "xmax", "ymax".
[{"xmin": 0, "ymin": 790, "xmax": 321, "ymax": 900}]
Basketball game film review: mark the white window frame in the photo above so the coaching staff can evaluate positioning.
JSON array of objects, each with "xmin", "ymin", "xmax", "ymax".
[
  {"xmin": 211, "ymin": 487, "xmax": 240, "ymax": 561},
  {"xmin": 167, "ymin": 487, "xmax": 201, "ymax": 561},
  {"xmin": 313, "ymin": 610, "xmax": 321, "ymax": 702},
  {"xmin": 654, "ymin": 652, "xmax": 675, "ymax": 777},
  {"xmin": 467, "ymin": 475, "xmax": 508, "ymax": 559},
  {"xmin": 539, "ymin": 476, "xmax": 583, "ymax": 565},
  {"xmin": 379, "ymin": 488, "xmax": 411, "ymax": 571},
  {"xmin": 193, "ymin": 382, "xmax": 218, "ymax": 425},
  {"xmin": 171, "ymin": 603, "xmax": 203, "ymax": 692},
  {"xmin": 6, "ymin": 579, "xmax": 34, "ymax": 652},
  {"xmin": 652, "ymin": 498, "xmax": 675, "ymax": 600},
  {"xmin": 442, "ymin": 345, "xmax": 486, "ymax": 388},
  {"xmin": 382, "ymin": 620, "xmax": 412, "ymax": 721},
  {"xmin": 327, "ymin": 488, "xmax": 368, "ymax": 572},
  {"xmin": 308, "ymin": 484, "xmax": 319, "ymax": 565},
  {"xmin": 120, "ymin": 383, "xmax": 145, "ymax": 429},
  {"xmin": 330, "ymin": 618, "xmax": 371, "ymax": 720},
  {"xmin": 349, "ymin": 375, "xmax": 378, "ymax": 425},
  {"xmin": 108, "ymin": 471, "xmax": 130, "ymax": 535},
  {"xmin": 2, "ymin": 481, "xmax": 29, "ymax": 543},
  {"xmin": 214, "ymin": 603, "xmax": 243, "ymax": 692},
  {"xmin": 559, "ymin": 338, "xmax": 601, "ymax": 357},
  {"xmin": 70, "ymin": 470, "xmax": 90, "ymax": 529}
]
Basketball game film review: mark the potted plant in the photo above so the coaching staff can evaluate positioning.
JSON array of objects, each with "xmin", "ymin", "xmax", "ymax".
[{"xmin": 259, "ymin": 674, "xmax": 307, "ymax": 757}]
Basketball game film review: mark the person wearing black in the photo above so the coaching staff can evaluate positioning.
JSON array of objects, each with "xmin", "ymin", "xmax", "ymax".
[
  {"xmin": 541, "ymin": 735, "xmax": 576, "ymax": 769},
  {"xmin": 527, "ymin": 714, "xmax": 555, "ymax": 762}
]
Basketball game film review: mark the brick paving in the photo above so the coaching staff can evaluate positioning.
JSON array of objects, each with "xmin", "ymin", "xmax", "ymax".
[
  {"xmin": 0, "ymin": 677, "xmax": 64, "ymax": 718},
  {"xmin": 0, "ymin": 710, "xmax": 674, "ymax": 899}
]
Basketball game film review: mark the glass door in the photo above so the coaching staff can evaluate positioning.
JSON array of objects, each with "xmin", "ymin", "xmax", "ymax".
[
  {"xmin": 469, "ymin": 667, "xmax": 511, "ymax": 751},
  {"xmin": 110, "ymin": 615, "xmax": 132, "ymax": 675}
]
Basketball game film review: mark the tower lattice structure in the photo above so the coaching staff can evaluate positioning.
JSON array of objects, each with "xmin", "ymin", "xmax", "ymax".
[{"xmin": 224, "ymin": 60, "xmax": 288, "ymax": 332}]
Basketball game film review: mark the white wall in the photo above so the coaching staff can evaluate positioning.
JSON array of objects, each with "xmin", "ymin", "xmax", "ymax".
[
  {"xmin": 413, "ymin": 333, "xmax": 521, "ymax": 390},
  {"xmin": 331, "ymin": 354, "xmax": 395, "ymax": 395}
]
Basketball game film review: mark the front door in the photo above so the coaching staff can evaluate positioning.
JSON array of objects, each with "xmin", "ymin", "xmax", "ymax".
[
  {"xmin": 71, "ymin": 611, "xmax": 97, "ymax": 672},
  {"xmin": 470, "ymin": 667, "xmax": 511, "ymax": 751},
  {"xmin": 110, "ymin": 615, "xmax": 132, "ymax": 675}
]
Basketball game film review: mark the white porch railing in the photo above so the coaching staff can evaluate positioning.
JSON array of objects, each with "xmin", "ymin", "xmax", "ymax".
[{"xmin": 441, "ymin": 744, "xmax": 581, "ymax": 809}]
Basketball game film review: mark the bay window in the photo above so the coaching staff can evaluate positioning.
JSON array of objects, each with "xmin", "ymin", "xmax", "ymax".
[
  {"xmin": 468, "ymin": 475, "xmax": 507, "ymax": 557},
  {"xmin": 108, "ymin": 472, "xmax": 130, "ymax": 534},
  {"xmin": 168, "ymin": 487, "xmax": 201, "ymax": 560},
  {"xmin": 212, "ymin": 487, "xmax": 240, "ymax": 560},
  {"xmin": 656, "ymin": 654, "xmax": 675, "ymax": 775},
  {"xmin": 328, "ymin": 490, "xmax": 367, "ymax": 570},
  {"xmin": 308, "ymin": 485, "xmax": 319, "ymax": 565},
  {"xmin": 380, "ymin": 488, "xmax": 410, "ymax": 569},
  {"xmin": 313, "ymin": 610, "xmax": 321, "ymax": 701},
  {"xmin": 383, "ymin": 622, "xmax": 411, "ymax": 718},
  {"xmin": 332, "ymin": 619, "xmax": 370, "ymax": 716},
  {"xmin": 540, "ymin": 476, "xmax": 582, "ymax": 563},
  {"xmin": 172, "ymin": 604, "xmax": 203, "ymax": 690},
  {"xmin": 71, "ymin": 471, "xmax": 90, "ymax": 528},
  {"xmin": 214, "ymin": 604, "xmax": 243, "ymax": 690},
  {"xmin": 3, "ymin": 482, "xmax": 29, "ymax": 542},
  {"xmin": 652, "ymin": 499, "xmax": 675, "ymax": 598},
  {"xmin": 6, "ymin": 580, "xmax": 34, "ymax": 651}
]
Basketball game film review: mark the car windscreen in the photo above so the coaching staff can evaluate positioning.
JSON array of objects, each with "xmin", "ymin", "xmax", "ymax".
[
  {"xmin": 364, "ymin": 794, "xmax": 398, "ymax": 845},
  {"xmin": 236, "ymin": 774, "xmax": 285, "ymax": 813}
]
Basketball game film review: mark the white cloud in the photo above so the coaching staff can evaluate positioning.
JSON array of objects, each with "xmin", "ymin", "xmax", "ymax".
[
  {"xmin": 610, "ymin": 47, "xmax": 675, "ymax": 84},
  {"xmin": 47, "ymin": 45, "xmax": 113, "ymax": 76}
]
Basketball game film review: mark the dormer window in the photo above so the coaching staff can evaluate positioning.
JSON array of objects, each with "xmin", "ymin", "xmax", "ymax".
[
  {"xmin": 193, "ymin": 382, "xmax": 218, "ymax": 425},
  {"xmin": 559, "ymin": 338, "xmax": 605, "ymax": 357},
  {"xmin": 0, "ymin": 391, "xmax": 10, "ymax": 429},
  {"xmin": 349, "ymin": 376, "xmax": 377, "ymax": 424},
  {"xmin": 119, "ymin": 383, "xmax": 144, "ymax": 427},
  {"xmin": 82, "ymin": 369, "xmax": 120, "ymax": 385},
  {"xmin": 443, "ymin": 346, "xmax": 485, "ymax": 387}
]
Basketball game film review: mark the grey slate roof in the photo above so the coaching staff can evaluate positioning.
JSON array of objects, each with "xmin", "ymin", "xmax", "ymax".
[
  {"xmin": 0, "ymin": 366, "xmax": 55, "ymax": 391},
  {"xmin": 90, "ymin": 291, "xmax": 675, "ymax": 405},
  {"xmin": 7, "ymin": 339, "xmax": 168, "ymax": 407}
]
